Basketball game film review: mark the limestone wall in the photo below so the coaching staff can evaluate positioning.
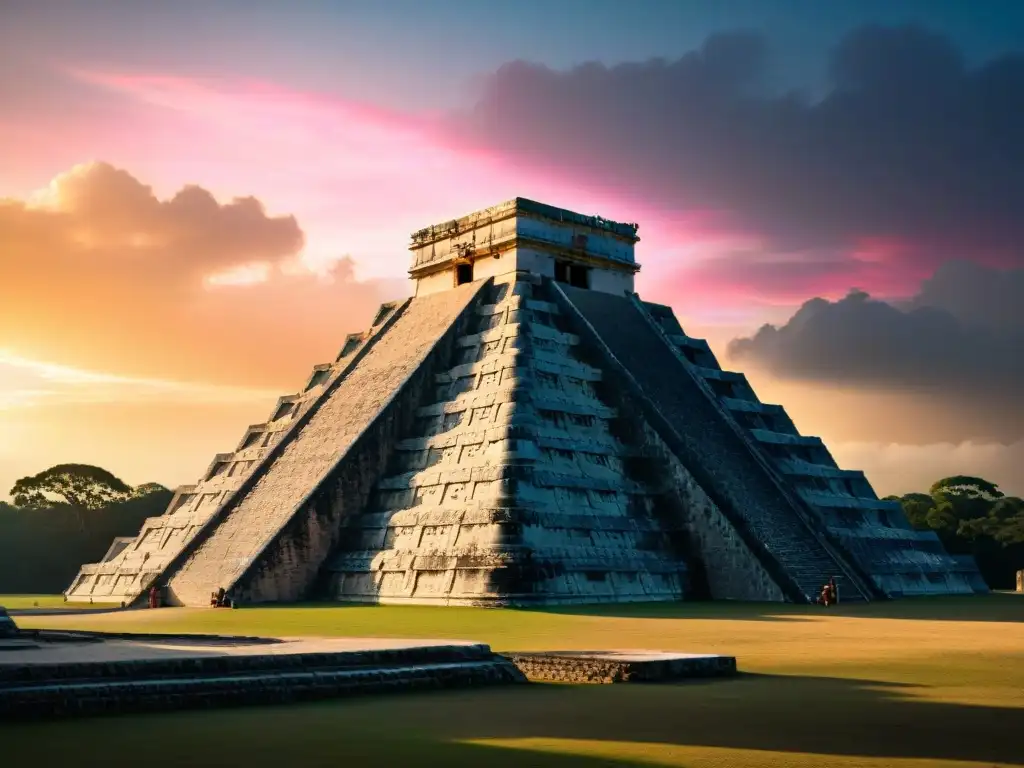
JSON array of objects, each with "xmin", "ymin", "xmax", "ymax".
[
  {"xmin": 554, "ymin": 283, "xmax": 875, "ymax": 603},
  {"xmin": 322, "ymin": 273, "xmax": 691, "ymax": 605},
  {"xmin": 231, "ymin": 281, "xmax": 489, "ymax": 603},
  {"xmin": 625, "ymin": 413, "xmax": 786, "ymax": 602},
  {"xmin": 554, "ymin": 298, "xmax": 787, "ymax": 601},
  {"xmin": 162, "ymin": 281, "xmax": 489, "ymax": 606}
]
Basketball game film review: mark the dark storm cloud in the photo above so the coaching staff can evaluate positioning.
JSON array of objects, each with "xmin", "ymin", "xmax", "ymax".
[
  {"xmin": 907, "ymin": 260, "xmax": 1024, "ymax": 333},
  {"xmin": 457, "ymin": 24, "xmax": 1024, "ymax": 260},
  {"xmin": 727, "ymin": 262, "xmax": 1024, "ymax": 437}
]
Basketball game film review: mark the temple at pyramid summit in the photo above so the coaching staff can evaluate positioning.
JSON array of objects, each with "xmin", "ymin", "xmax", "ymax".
[{"xmin": 66, "ymin": 198, "xmax": 987, "ymax": 607}]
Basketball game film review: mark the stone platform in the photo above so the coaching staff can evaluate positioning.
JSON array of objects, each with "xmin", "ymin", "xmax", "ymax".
[
  {"xmin": 0, "ymin": 619, "xmax": 739, "ymax": 719},
  {"xmin": 505, "ymin": 650, "xmax": 738, "ymax": 683},
  {"xmin": 0, "ymin": 632, "xmax": 525, "ymax": 720}
]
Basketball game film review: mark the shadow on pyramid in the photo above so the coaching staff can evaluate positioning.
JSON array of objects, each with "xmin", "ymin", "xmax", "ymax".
[{"xmin": 66, "ymin": 199, "xmax": 988, "ymax": 608}]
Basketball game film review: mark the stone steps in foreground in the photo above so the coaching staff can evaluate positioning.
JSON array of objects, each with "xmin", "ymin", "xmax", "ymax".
[
  {"xmin": 0, "ymin": 630, "xmax": 738, "ymax": 719},
  {"xmin": 0, "ymin": 633, "xmax": 524, "ymax": 720},
  {"xmin": 2, "ymin": 660, "xmax": 521, "ymax": 720}
]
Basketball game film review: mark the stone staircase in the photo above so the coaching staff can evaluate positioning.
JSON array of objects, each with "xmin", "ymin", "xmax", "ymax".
[
  {"xmin": 0, "ymin": 639, "xmax": 523, "ymax": 720},
  {"xmin": 555, "ymin": 284, "xmax": 872, "ymax": 603},
  {"xmin": 321, "ymin": 275, "xmax": 692, "ymax": 605},
  {"xmin": 639, "ymin": 301, "xmax": 977, "ymax": 600},
  {"xmin": 160, "ymin": 280, "xmax": 489, "ymax": 606}
]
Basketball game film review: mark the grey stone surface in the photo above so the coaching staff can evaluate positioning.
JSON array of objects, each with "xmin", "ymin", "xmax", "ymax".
[
  {"xmin": 555, "ymin": 284, "xmax": 877, "ymax": 603},
  {"xmin": 632, "ymin": 416, "xmax": 787, "ymax": 602},
  {"xmin": 0, "ymin": 635, "xmax": 525, "ymax": 720},
  {"xmin": 322, "ymin": 274, "xmax": 691, "ymax": 605},
  {"xmin": 166, "ymin": 282, "xmax": 487, "ymax": 606},
  {"xmin": 505, "ymin": 650, "xmax": 737, "ymax": 683},
  {"xmin": 0, "ymin": 636, "xmax": 489, "ymax": 667}
]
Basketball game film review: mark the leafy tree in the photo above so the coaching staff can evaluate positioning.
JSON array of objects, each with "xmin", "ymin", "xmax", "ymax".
[
  {"xmin": 996, "ymin": 517, "xmax": 1024, "ymax": 547},
  {"xmin": 1, "ymin": 463, "xmax": 174, "ymax": 593},
  {"xmin": 894, "ymin": 492, "xmax": 935, "ymax": 529},
  {"xmin": 0, "ymin": 490, "xmax": 172, "ymax": 593},
  {"xmin": 930, "ymin": 476, "xmax": 1004, "ymax": 500},
  {"xmin": 990, "ymin": 496, "xmax": 1024, "ymax": 521},
  {"xmin": 959, "ymin": 497, "xmax": 1024, "ymax": 546},
  {"xmin": 893, "ymin": 476, "xmax": 1024, "ymax": 588},
  {"xmin": 931, "ymin": 475, "xmax": 1004, "ymax": 523},
  {"xmin": 10, "ymin": 464, "xmax": 133, "ymax": 530},
  {"xmin": 925, "ymin": 502, "xmax": 959, "ymax": 537},
  {"xmin": 132, "ymin": 482, "xmax": 170, "ymax": 498},
  {"xmin": 11, "ymin": 464, "xmax": 133, "ymax": 510}
]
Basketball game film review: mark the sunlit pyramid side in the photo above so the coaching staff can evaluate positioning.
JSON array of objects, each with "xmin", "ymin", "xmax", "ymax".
[{"xmin": 66, "ymin": 198, "xmax": 986, "ymax": 606}]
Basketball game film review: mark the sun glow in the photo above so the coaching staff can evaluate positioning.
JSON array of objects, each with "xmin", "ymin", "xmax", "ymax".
[
  {"xmin": 0, "ymin": 350, "xmax": 281, "ymax": 409},
  {"xmin": 203, "ymin": 262, "xmax": 273, "ymax": 288}
]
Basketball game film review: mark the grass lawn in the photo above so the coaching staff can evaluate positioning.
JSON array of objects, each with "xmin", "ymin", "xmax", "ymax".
[
  {"xmin": 0, "ymin": 594, "xmax": 119, "ymax": 610},
  {"xmin": 5, "ymin": 594, "xmax": 1023, "ymax": 768}
]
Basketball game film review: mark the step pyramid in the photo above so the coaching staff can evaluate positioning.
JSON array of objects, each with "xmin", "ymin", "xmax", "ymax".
[
  {"xmin": 321, "ymin": 275, "xmax": 692, "ymax": 605},
  {"xmin": 66, "ymin": 198, "xmax": 985, "ymax": 606}
]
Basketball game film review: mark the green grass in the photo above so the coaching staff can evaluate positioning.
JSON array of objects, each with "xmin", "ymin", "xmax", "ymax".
[
  {"xmin": 0, "ymin": 593, "xmax": 119, "ymax": 610},
  {"xmin": 5, "ymin": 595, "xmax": 1024, "ymax": 768}
]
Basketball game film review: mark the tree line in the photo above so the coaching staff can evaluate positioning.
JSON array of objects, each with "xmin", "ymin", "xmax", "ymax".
[
  {"xmin": 885, "ymin": 475, "xmax": 1024, "ymax": 590},
  {"xmin": 0, "ymin": 464, "xmax": 1021, "ymax": 595},
  {"xmin": 0, "ymin": 464, "xmax": 171, "ymax": 594}
]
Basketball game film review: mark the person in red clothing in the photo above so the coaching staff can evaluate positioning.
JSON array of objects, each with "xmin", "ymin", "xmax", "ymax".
[
  {"xmin": 818, "ymin": 579, "xmax": 837, "ymax": 607},
  {"xmin": 148, "ymin": 586, "xmax": 160, "ymax": 609}
]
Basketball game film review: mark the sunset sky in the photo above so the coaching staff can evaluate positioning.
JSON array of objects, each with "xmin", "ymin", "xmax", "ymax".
[{"xmin": 1, "ymin": 0, "xmax": 1022, "ymax": 500}]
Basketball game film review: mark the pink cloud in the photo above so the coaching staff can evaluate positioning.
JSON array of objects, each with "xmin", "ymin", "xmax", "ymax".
[
  {"xmin": 62, "ymin": 70, "xmax": 606, "ymax": 280},
  {"xmin": 0, "ymin": 72, "xmax": 790, "ymax": 307},
  {"xmin": 649, "ymin": 231, "xmax": 1008, "ymax": 322},
  {"xmin": 14, "ymin": 66, "xmax": 986, "ymax": 324},
  {"xmin": 664, "ymin": 252, "xmax": 909, "ymax": 308}
]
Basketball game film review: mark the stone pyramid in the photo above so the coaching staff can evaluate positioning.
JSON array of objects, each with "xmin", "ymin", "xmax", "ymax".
[{"xmin": 67, "ymin": 199, "xmax": 986, "ymax": 607}]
